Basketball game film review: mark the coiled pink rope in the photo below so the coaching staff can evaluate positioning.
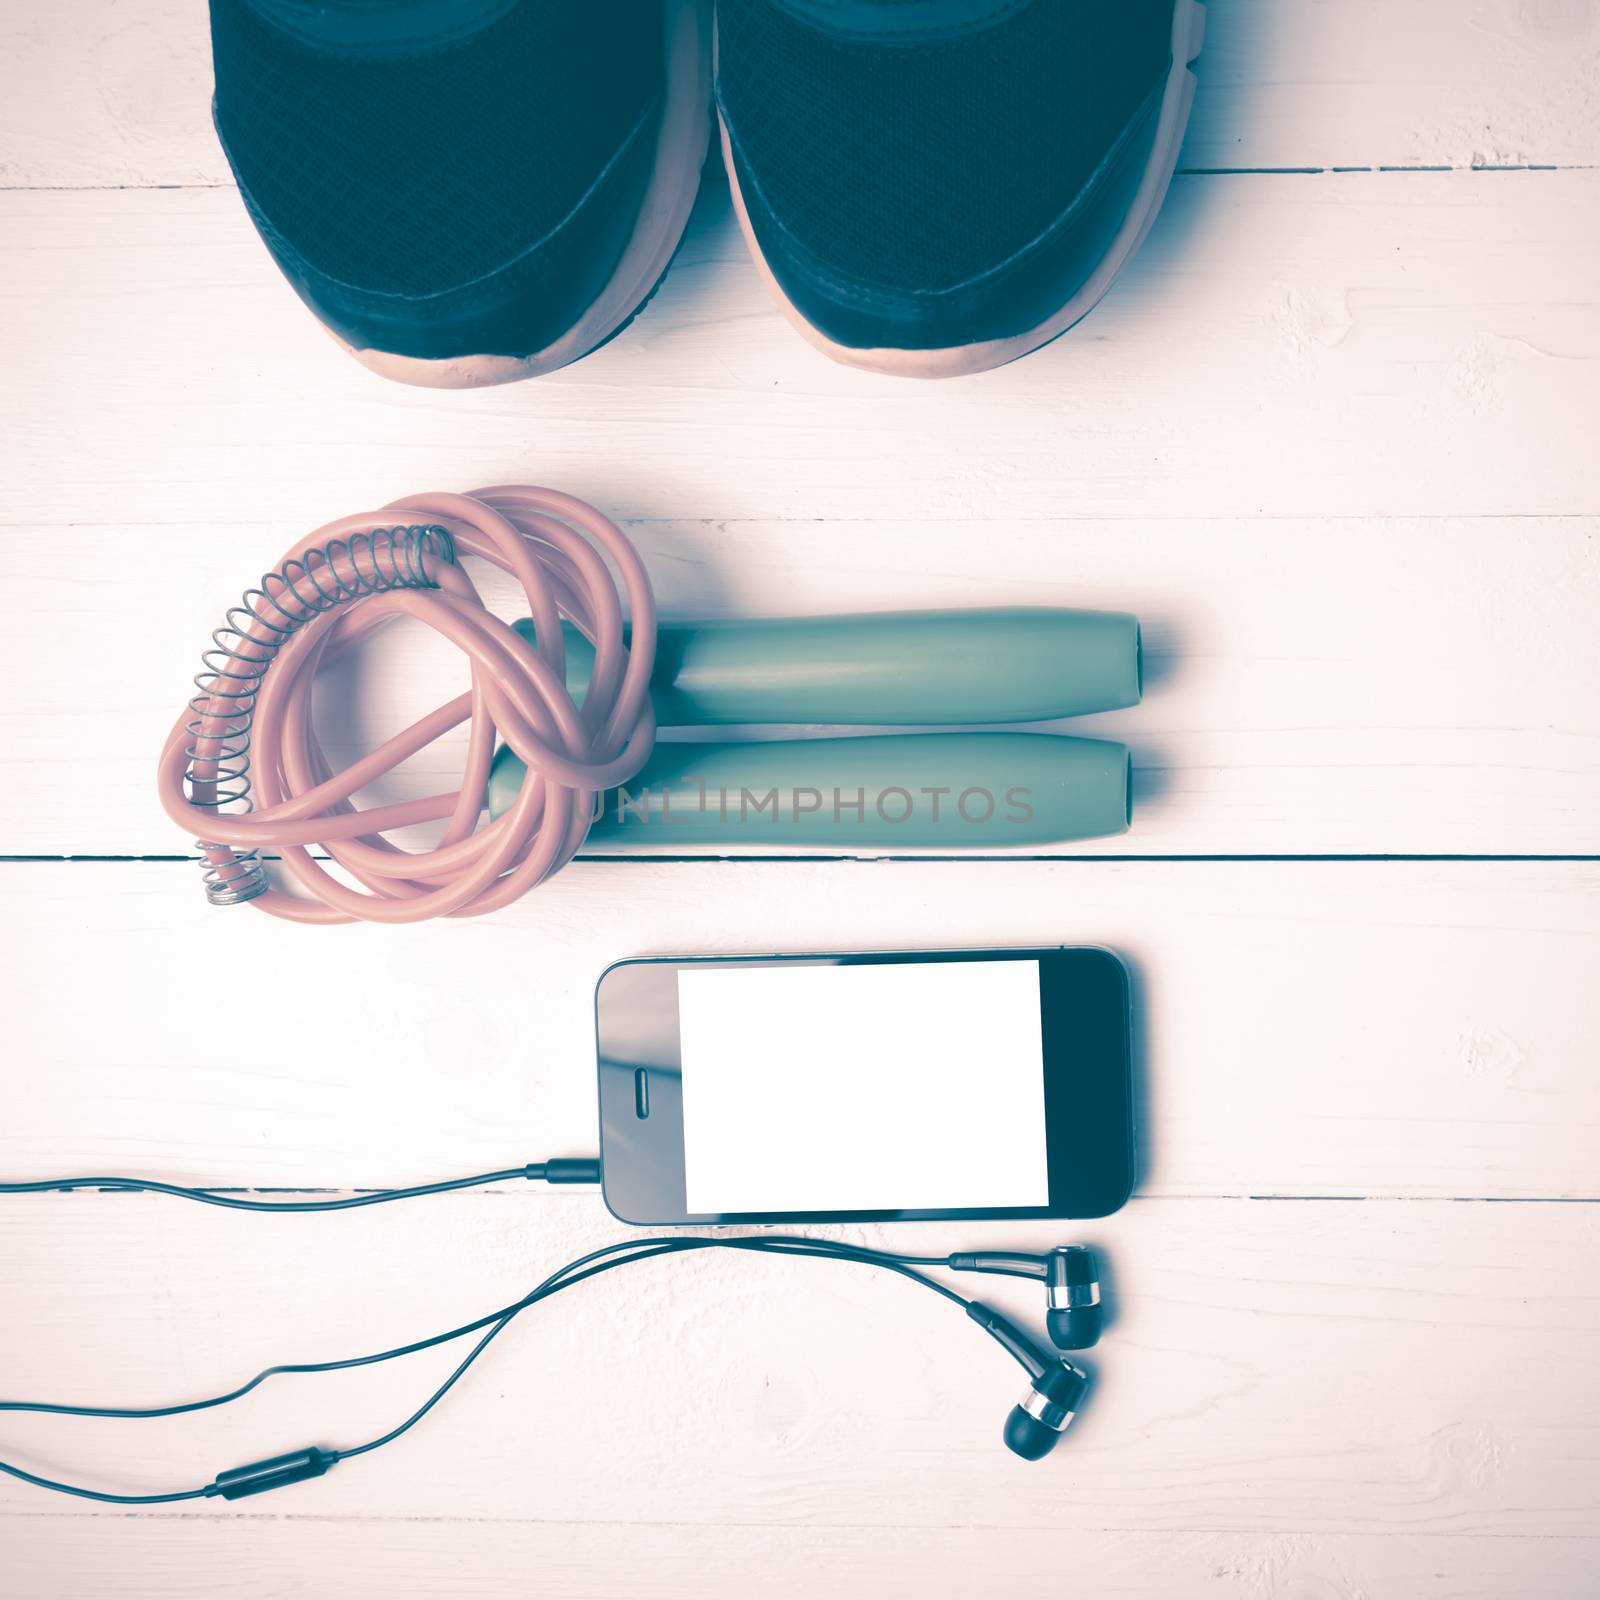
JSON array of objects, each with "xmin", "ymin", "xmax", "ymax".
[{"xmin": 157, "ymin": 487, "xmax": 657, "ymax": 925}]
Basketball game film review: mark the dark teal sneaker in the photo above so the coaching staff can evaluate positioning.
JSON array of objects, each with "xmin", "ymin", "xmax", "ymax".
[
  {"xmin": 211, "ymin": 0, "xmax": 711, "ymax": 387},
  {"xmin": 716, "ymin": 0, "xmax": 1203, "ymax": 377}
]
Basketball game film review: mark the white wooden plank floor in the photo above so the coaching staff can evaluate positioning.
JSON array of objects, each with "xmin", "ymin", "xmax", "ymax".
[{"xmin": 2, "ymin": 2, "xmax": 1599, "ymax": 1597}]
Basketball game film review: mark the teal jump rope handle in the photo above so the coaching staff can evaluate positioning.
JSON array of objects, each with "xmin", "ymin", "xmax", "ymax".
[
  {"xmin": 488, "ymin": 732, "xmax": 1129, "ymax": 847},
  {"xmin": 518, "ymin": 607, "xmax": 1141, "ymax": 726}
]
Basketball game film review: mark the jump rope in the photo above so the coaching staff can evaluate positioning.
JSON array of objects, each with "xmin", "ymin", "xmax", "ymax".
[
  {"xmin": 9, "ymin": 488, "xmax": 1133, "ymax": 1500},
  {"xmin": 155, "ymin": 485, "xmax": 1141, "ymax": 921},
  {"xmin": 156, "ymin": 486, "xmax": 660, "ymax": 922}
]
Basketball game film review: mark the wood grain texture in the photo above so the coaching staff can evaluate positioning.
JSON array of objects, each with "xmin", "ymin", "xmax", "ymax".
[
  {"xmin": 2, "ymin": 172, "xmax": 1597, "ymax": 530},
  {"xmin": 1, "ymin": 860, "xmax": 1595, "ymax": 1198},
  {"xmin": 3, "ymin": 0, "xmax": 1598, "ymax": 188},
  {"xmin": 4, "ymin": 514, "xmax": 1598, "ymax": 856},
  {"xmin": 6, "ymin": 1519, "xmax": 1596, "ymax": 1600},
  {"xmin": 2, "ymin": 0, "xmax": 1598, "ymax": 1591},
  {"xmin": 1, "ymin": 1195, "xmax": 1596, "ymax": 1534}
]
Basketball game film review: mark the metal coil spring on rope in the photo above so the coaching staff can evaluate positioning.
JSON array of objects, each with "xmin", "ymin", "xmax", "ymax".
[
  {"xmin": 157, "ymin": 488, "xmax": 658, "ymax": 926},
  {"xmin": 184, "ymin": 526, "xmax": 456, "ymax": 907}
]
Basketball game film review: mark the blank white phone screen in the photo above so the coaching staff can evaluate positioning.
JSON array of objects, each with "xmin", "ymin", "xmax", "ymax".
[{"xmin": 676, "ymin": 960, "xmax": 1050, "ymax": 1213}]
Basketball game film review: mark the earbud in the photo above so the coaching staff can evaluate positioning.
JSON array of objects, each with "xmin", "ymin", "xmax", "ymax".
[
  {"xmin": 1003, "ymin": 1361, "xmax": 1091, "ymax": 1461},
  {"xmin": 1043, "ymin": 1245, "xmax": 1102, "ymax": 1351},
  {"xmin": 946, "ymin": 1244, "xmax": 1103, "ymax": 1350},
  {"xmin": 966, "ymin": 1301, "xmax": 1089, "ymax": 1461}
]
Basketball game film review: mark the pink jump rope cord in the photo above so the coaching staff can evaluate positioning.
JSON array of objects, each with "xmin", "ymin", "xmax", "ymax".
[{"xmin": 157, "ymin": 487, "xmax": 658, "ymax": 925}]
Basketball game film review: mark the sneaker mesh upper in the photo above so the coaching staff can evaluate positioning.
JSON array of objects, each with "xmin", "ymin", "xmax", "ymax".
[
  {"xmin": 716, "ymin": 0, "xmax": 1173, "ymax": 294},
  {"xmin": 211, "ymin": 0, "xmax": 661, "ymax": 298}
]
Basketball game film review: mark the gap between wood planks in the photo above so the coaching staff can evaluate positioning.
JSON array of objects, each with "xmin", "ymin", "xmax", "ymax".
[
  {"xmin": 4, "ymin": 513, "xmax": 1596, "ymax": 529},
  {"xmin": 5, "ymin": 854, "xmax": 1599, "ymax": 864},
  {"xmin": 3, "ymin": 163, "xmax": 1597, "ymax": 193},
  {"xmin": 3, "ymin": 1513, "xmax": 1598, "ymax": 1537},
  {"xmin": 0, "ymin": 1515, "xmax": 1592, "ymax": 1544},
  {"xmin": 16, "ymin": 1187, "xmax": 1598, "ymax": 1204}
]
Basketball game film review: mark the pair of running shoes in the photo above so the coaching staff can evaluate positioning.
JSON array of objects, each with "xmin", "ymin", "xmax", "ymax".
[{"xmin": 211, "ymin": 0, "xmax": 1203, "ymax": 387}]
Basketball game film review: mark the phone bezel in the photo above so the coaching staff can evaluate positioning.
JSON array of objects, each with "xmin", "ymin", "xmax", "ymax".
[{"xmin": 592, "ymin": 947, "xmax": 1133, "ymax": 1226}]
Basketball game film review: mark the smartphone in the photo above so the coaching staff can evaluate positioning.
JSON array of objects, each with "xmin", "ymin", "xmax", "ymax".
[{"xmin": 593, "ymin": 947, "xmax": 1133, "ymax": 1225}]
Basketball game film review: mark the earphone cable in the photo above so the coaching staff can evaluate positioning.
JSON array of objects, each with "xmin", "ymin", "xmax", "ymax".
[
  {"xmin": 0, "ymin": 1237, "xmax": 972, "ymax": 1503},
  {"xmin": 0, "ymin": 1237, "xmax": 964, "ymax": 1424},
  {"xmin": 0, "ymin": 1159, "xmax": 600, "ymax": 1213},
  {"xmin": 0, "ymin": 1235, "xmax": 673, "ymax": 1422},
  {"xmin": 0, "ymin": 1459, "xmax": 214, "ymax": 1507},
  {"xmin": 328, "ymin": 1239, "xmax": 971, "ymax": 1463}
]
